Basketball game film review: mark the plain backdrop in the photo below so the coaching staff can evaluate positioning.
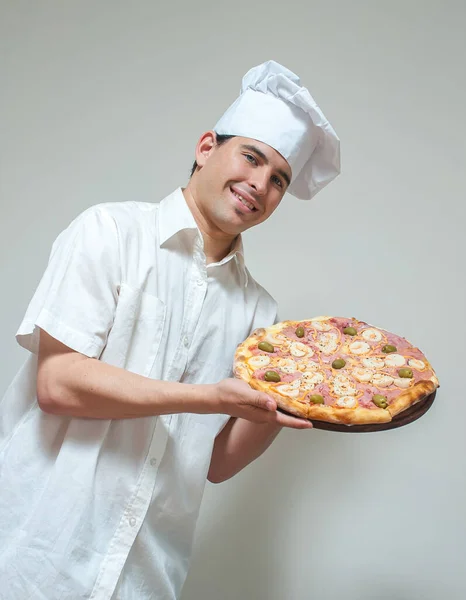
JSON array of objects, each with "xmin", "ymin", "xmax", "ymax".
[{"xmin": 1, "ymin": 2, "xmax": 465, "ymax": 599}]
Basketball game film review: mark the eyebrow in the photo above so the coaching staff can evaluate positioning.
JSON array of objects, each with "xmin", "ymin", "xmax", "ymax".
[{"xmin": 240, "ymin": 144, "xmax": 291, "ymax": 187}]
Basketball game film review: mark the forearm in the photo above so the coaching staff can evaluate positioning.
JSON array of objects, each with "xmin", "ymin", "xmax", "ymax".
[
  {"xmin": 208, "ymin": 418, "xmax": 282, "ymax": 483},
  {"xmin": 38, "ymin": 354, "xmax": 216, "ymax": 419}
]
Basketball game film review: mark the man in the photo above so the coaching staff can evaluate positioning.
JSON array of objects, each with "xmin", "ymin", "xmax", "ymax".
[{"xmin": 0, "ymin": 61, "xmax": 339, "ymax": 598}]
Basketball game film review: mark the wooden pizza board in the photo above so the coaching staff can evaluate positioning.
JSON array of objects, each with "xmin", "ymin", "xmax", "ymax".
[{"xmin": 281, "ymin": 391, "xmax": 437, "ymax": 433}]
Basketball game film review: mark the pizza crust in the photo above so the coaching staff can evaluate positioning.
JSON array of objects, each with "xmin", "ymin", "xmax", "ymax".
[
  {"xmin": 387, "ymin": 379, "xmax": 437, "ymax": 418},
  {"xmin": 248, "ymin": 377, "xmax": 393, "ymax": 424}
]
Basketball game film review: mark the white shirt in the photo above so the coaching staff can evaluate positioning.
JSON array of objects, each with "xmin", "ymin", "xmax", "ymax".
[{"xmin": 0, "ymin": 188, "xmax": 278, "ymax": 599}]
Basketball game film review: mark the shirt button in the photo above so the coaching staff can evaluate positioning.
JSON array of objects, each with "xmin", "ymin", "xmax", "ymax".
[
  {"xmin": 129, "ymin": 517, "xmax": 136, "ymax": 527},
  {"xmin": 197, "ymin": 279, "xmax": 203, "ymax": 286},
  {"xmin": 150, "ymin": 458, "xmax": 157, "ymax": 466},
  {"xmin": 183, "ymin": 336, "xmax": 189, "ymax": 347}
]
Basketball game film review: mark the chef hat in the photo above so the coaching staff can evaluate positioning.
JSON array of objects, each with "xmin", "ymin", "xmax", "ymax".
[{"xmin": 214, "ymin": 60, "xmax": 340, "ymax": 200}]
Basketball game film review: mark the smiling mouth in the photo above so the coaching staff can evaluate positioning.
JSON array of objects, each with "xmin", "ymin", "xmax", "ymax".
[{"xmin": 230, "ymin": 188, "xmax": 258, "ymax": 212}]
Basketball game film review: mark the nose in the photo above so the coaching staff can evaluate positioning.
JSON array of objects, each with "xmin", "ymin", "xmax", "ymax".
[{"xmin": 249, "ymin": 168, "xmax": 269, "ymax": 196}]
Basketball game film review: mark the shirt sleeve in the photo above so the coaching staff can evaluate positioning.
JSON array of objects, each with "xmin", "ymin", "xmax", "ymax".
[{"xmin": 16, "ymin": 205, "xmax": 121, "ymax": 358}]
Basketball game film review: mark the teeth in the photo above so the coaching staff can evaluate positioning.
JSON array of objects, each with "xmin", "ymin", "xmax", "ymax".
[{"xmin": 232, "ymin": 190, "xmax": 255, "ymax": 210}]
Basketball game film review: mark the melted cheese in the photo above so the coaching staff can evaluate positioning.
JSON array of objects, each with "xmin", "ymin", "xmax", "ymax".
[
  {"xmin": 361, "ymin": 328, "xmax": 383, "ymax": 342},
  {"xmin": 248, "ymin": 355, "xmax": 271, "ymax": 370},
  {"xmin": 290, "ymin": 341, "xmax": 312, "ymax": 357},
  {"xmin": 349, "ymin": 341, "xmax": 371, "ymax": 355},
  {"xmin": 371, "ymin": 373, "xmax": 394, "ymax": 388},
  {"xmin": 276, "ymin": 379, "xmax": 301, "ymax": 398},
  {"xmin": 408, "ymin": 358, "xmax": 426, "ymax": 370},
  {"xmin": 393, "ymin": 377, "xmax": 411, "ymax": 389},
  {"xmin": 384, "ymin": 354, "xmax": 406, "ymax": 367},
  {"xmin": 363, "ymin": 357, "xmax": 385, "ymax": 368},
  {"xmin": 310, "ymin": 320, "xmax": 333, "ymax": 331},
  {"xmin": 275, "ymin": 358, "xmax": 298, "ymax": 374},
  {"xmin": 336, "ymin": 396, "xmax": 358, "ymax": 408},
  {"xmin": 317, "ymin": 332, "xmax": 339, "ymax": 354},
  {"xmin": 332, "ymin": 375, "xmax": 357, "ymax": 396},
  {"xmin": 353, "ymin": 367, "xmax": 373, "ymax": 383}
]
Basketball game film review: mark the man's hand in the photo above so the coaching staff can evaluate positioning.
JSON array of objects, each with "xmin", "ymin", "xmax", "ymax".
[{"xmin": 214, "ymin": 378, "xmax": 313, "ymax": 429}]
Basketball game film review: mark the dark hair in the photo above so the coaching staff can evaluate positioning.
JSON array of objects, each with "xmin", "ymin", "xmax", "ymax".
[{"xmin": 190, "ymin": 133, "xmax": 236, "ymax": 177}]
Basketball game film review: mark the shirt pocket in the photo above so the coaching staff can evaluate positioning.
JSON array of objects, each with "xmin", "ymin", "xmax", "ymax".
[{"xmin": 99, "ymin": 283, "xmax": 166, "ymax": 378}]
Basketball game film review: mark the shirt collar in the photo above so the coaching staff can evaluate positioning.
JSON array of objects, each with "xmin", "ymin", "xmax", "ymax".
[
  {"xmin": 157, "ymin": 187, "xmax": 249, "ymax": 286},
  {"xmin": 158, "ymin": 187, "xmax": 199, "ymax": 246}
]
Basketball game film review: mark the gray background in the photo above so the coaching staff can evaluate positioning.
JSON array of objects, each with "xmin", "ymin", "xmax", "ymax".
[{"xmin": 1, "ymin": 1, "xmax": 465, "ymax": 599}]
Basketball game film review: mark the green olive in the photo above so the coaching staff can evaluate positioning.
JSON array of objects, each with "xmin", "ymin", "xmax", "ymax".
[
  {"xmin": 382, "ymin": 344, "xmax": 397, "ymax": 353},
  {"xmin": 398, "ymin": 367, "xmax": 413, "ymax": 379},
  {"xmin": 343, "ymin": 327, "xmax": 357, "ymax": 336},
  {"xmin": 295, "ymin": 326, "xmax": 305, "ymax": 338},
  {"xmin": 264, "ymin": 370, "xmax": 281, "ymax": 383},
  {"xmin": 373, "ymin": 394, "xmax": 388, "ymax": 409},
  {"xmin": 309, "ymin": 394, "xmax": 325, "ymax": 404},
  {"xmin": 332, "ymin": 358, "xmax": 346, "ymax": 369},
  {"xmin": 258, "ymin": 341, "xmax": 274, "ymax": 353}
]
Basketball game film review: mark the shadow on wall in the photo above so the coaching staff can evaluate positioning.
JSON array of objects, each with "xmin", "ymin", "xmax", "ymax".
[{"xmin": 181, "ymin": 429, "xmax": 361, "ymax": 600}]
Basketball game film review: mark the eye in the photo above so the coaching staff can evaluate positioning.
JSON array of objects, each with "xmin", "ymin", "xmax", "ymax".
[
  {"xmin": 244, "ymin": 153, "xmax": 258, "ymax": 165},
  {"xmin": 272, "ymin": 175, "xmax": 283, "ymax": 188}
]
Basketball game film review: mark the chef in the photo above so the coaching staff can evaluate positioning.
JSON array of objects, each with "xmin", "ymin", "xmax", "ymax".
[{"xmin": 0, "ymin": 60, "xmax": 340, "ymax": 599}]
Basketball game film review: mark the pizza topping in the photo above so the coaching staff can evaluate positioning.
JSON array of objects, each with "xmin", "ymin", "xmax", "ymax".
[
  {"xmin": 382, "ymin": 344, "xmax": 397, "ymax": 353},
  {"xmin": 264, "ymin": 370, "xmax": 281, "ymax": 383},
  {"xmin": 311, "ymin": 320, "xmax": 333, "ymax": 331},
  {"xmin": 295, "ymin": 326, "xmax": 305, "ymax": 338},
  {"xmin": 332, "ymin": 358, "xmax": 346, "ymax": 369},
  {"xmin": 301, "ymin": 370, "xmax": 324, "ymax": 385},
  {"xmin": 248, "ymin": 355, "xmax": 271, "ymax": 369},
  {"xmin": 317, "ymin": 332, "xmax": 339, "ymax": 354},
  {"xmin": 398, "ymin": 367, "xmax": 413, "ymax": 379},
  {"xmin": 265, "ymin": 330, "xmax": 288, "ymax": 345},
  {"xmin": 336, "ymin": 396, "xmax": 358, "ymax": 408},
  {"xmin": 332, "ymin": 375, "xmax": 357, "ymax": 396},
  {"xmin": 349, "ymin": 341, "xmax": 371, "ymax": 355},
  {"xmin": 361, "ymin": 328, "xmax": 383, "ymax": 342},
  {"xmin": 393, "ymin": 377, "xmax": 411, "ymax": 388},
  {"xmin": 309, "ymin": 394, "xmax": 325, "ymax": 404},
  {"xmin": 300, "ymin": 371, "xmax": 325, "ymax": 392},
  {"xmin": 298, "ymin": 360, "xmax": 320, "ymax": 371},
  {"xmin": 290, "ymin": 341, "xmax": 312, "ymax": 357},
  {"xmin": 384, "ymin": 354, "xmax": 406, "ymax": 367},
  {"xmin": 275, "ymin": 379, "xmax": 301, "ymax": 398},
  {"xmin": 408, "ymin": 358, "xmax": 426, "ymax": 370},
  {"xmin": 372, "ymin": 394, "xmax": 388, "ymax": 409},
  {"xmin": 258, "ymin": 341, "xmax": 275, "ymax": 353},
  {"xmin": 371, "ymin": 373, "xmax": 394, "ymax": 388},
  {"xmin": 362, "ymin": 357, "xmax": 385, "ymax": 368},
  {"xmin": 275, "ymin": 358, "xmax": 298, "ymax": 374},
  {"xmin": 353, "ymin": 367, "xmax": 373, "ymax": 382},
  {"xmin": 343, "ymin": 326, "xmax": 357, "ymax": 336}
]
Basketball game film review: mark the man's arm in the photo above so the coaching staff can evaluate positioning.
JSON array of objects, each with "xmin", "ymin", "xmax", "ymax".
[
  {"xmin": 37, "ymin": 329, "xmax": 213, "ymax": 418},
  {"xmin": 207, "ymin": 414, "xmax": 312, "ymax": 484},
  {"xmin": 36, "ymin": 329, "xmax": 311, "ymax": 427}
]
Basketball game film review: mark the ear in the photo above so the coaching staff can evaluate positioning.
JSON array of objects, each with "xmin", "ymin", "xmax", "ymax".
[{"xmin": 195, "ymin": 131, "xmax": 217, "ymax": 168}]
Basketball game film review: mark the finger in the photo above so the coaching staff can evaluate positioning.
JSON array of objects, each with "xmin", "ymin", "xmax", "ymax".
[
  {"xmin": 272, "ymin": 411, "xmax": 313, "ymax": 429},
  {"xmin": 246, "ymin": 393, "xmax": 277, "ymax": 412},
  {"xmin": 265, "ymin": 396, "xmax": 277, "ymax": 411}
]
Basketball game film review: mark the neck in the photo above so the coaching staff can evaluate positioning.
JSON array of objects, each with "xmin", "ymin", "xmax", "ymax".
[{"xmin": 182, "ymin": 187, "xmax": 238, "ymax": 264}]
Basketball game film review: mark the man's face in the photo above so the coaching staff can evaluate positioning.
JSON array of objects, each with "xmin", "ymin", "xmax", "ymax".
[{"xmin": 192, "ymin": 133, "xmax": 292, "ymax": 237}]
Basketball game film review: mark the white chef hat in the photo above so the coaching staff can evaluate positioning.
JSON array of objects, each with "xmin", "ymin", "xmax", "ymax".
[{"xmin": 214, "ymin": 60, "xmax": 340, "ymax": 200}]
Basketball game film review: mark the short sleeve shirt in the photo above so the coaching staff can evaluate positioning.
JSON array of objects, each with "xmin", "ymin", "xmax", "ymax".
[{"xmin": 0, "ymin": 188, "xmax": 278, "ymax": 600}]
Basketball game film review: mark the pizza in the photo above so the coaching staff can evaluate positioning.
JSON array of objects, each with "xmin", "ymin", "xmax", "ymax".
[{"xmin": 234, "ymin": 316, "xmax": 439, "ymax": 425}]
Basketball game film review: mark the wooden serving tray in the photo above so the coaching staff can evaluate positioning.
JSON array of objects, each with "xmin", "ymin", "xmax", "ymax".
[{"xmin": 282, "ymin": 391, "xmax": 437, "ymax": 433}]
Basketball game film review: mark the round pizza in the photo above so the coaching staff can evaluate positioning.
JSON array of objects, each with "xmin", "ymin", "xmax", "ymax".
[{"xmin": 234, "ymin": 316, "xmax": 439, "ymax": 425}]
